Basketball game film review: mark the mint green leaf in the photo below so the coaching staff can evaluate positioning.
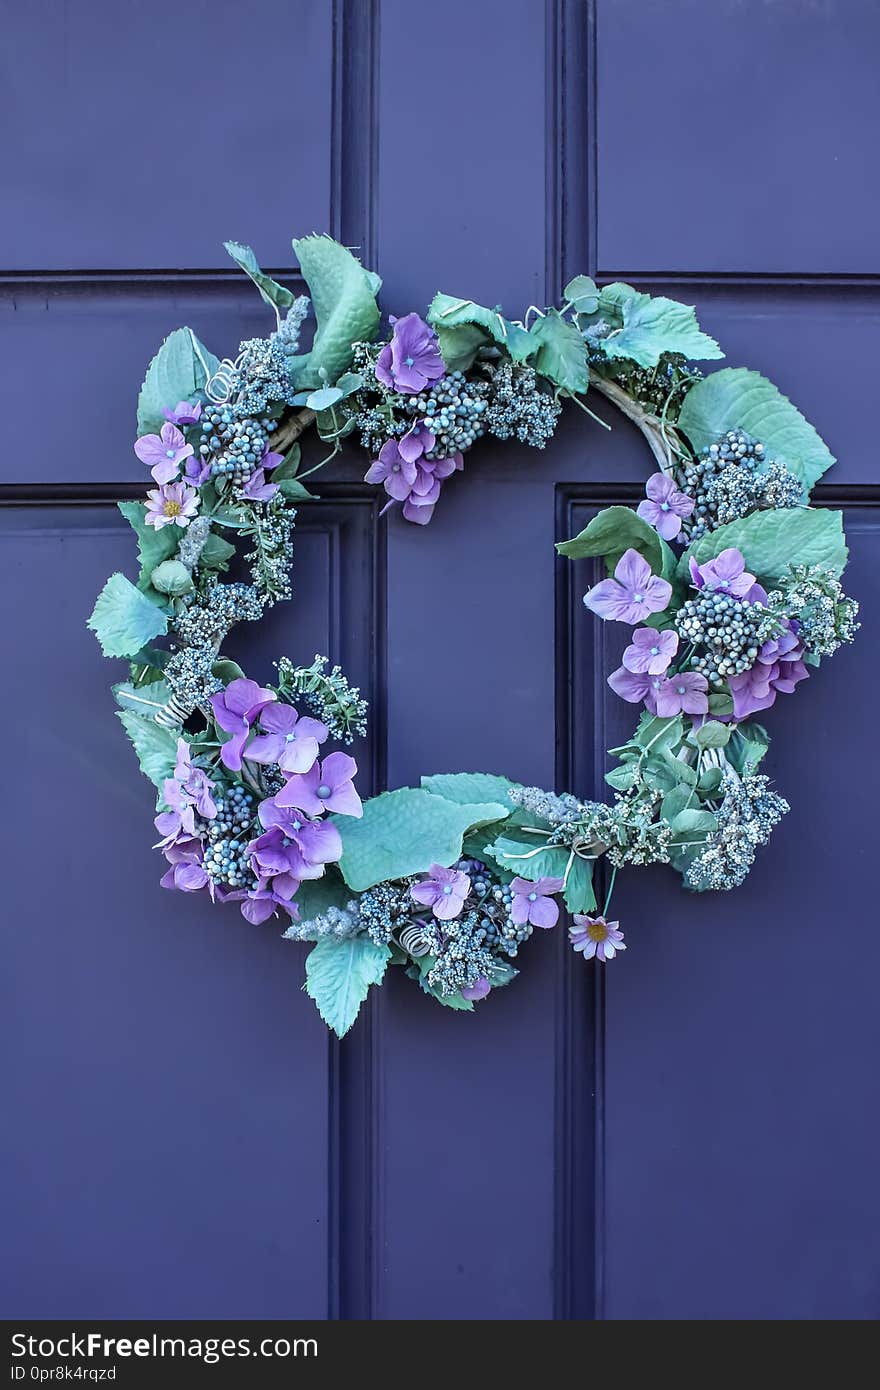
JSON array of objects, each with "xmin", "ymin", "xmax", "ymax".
[
  {"xmin": 563, "ymin": 856, "xmax": 596, "ymax": 914},
  {"xmin": 271, "ymin": 443, "xmax": 301, "ymax": 481},
  {"xmin": 199, "ymin": 531, "xmax": 236, "ymax": 572},
  {"xmin": 528, "ymin": 309, "xmax": 589, "ymax": 394},
  {"xmin": 304, "ymin": 935, "xmax": 391, "ymax": 1038},
  {"xmin": 697, "ymin": 766, "xmax": 724, "ymax": 795},
  {"xmin": 112, "ymin": 678, "xmax": 171, "ymax": 716},
  {"xmin": 420, "ymin": 772, "xmax": 516, "ymax": 807},
  {"xmin": 223, "ymin": 240, "xmax": 295, "ymax": 312},
  {"xmin": 726, "ymin": 723, "xmax": 770, "ymax": 775},
  {"xmin": 669, "ymin": 808, "xmax": 717, "ymax": 840},
  {"xmin": 435, "ymin": 322, "xmax": 491, "ymax": 373},
  {"xmin": 116, "ymin": 709, "xmax": 180, "ymax": 789},
  {"xmin": 212, "ymin": 658, "xmax": 245, "ymax": 685},
  {"xmin": 413, "ymin": 961, "xmax": 474, "ymax": 1011},
  {"xmin": 661, "ymin": 784, "xmax": 696, "ymax": 822},
  {"xmin": 556, "ymin": 504, "xmax": 671, "ymax": 577},
  {"xmin": 333, "ymin": 789, "xmax": 509, "ymax": 892},
  {"xmin": 692, "ymin": 720, "xmax": 731, "ymax": 750},
  {"xmin": 287, "ymin": 871, "xmax": 354, "ymax": 935},
  {"xmin": 289, "ymin": 236, "xmax": 381, "ymax": 389},
  {"xmin": 679, "ymin": 508, "xmax": 847, "ymax": 587},
  {"xmin": 137, "ymin": 328, "xmax": 220, "ymax": 437},
  {"xmin": 88, "ymin": 573, "xmax": 168, "ymax": 658},
  {"xmin": 564, "ymin": 275, "xmax": 600, "ymax": 314},
  {"xmin": 306, "ymin": 385, "xmax": 343, "ymax": 411},
  {"xmin": 483, "ymin": 834, "xmax": 569, "ymax": 881},
  {"xmin": 118, "ymin": 501, "xmax": 178, "ymax": 593},
  {"xmin": 426, "ymin": 293, "xmax": 533, "ymax": 363},
  {"xmin": 597, "ymin": 286, "xmax": 723, "ymax": 369},
  {"xmin": 678, "ymin": 367, "xmax": 835, "ymax": 492}
]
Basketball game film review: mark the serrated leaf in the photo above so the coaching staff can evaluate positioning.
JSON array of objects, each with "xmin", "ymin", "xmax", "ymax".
[
  {"xmin": 88, "ymin": 573, "xmax": 168, "ymax": 658},
  {"xmin": 420, "ymin": 772, "xmax": 516, "ymax": 807},
  {"xmin": 556, "ymin": 504, "xmax": 670, "ymax": 575},
  {"xmin": 435, "ymin": 322, "xmax": 491, "ymax": 373},
  {"xmin": 528, "ymin": 309, "xmax": 589, "ymax": 394},
  {"xmin": 118, "ymin": 500, "xmax": 178, "ymax": 593},
  {"xmin": 137, "ymin": 328, "xmax": 220, "ymax": 437},
  {"xmin": 563, "ymin": 856, "xmax": 596, "ymax": 914},
  {"xmin": 223, "ymin": 240, "xmax": 295, "ymax": 312},
  {"xmin": 116, "ymin": 709, "xmax": 180, "ymax": 789},
  {"xmin": 679, "ymin": 508, "xmax": 847, "ymax": 588},
  {"xmin": 426, "ymin": 293, "xmax": 533, "ymax": 362},
  {"xmin": 678, "ymin": 367, "xmax": 835, "ymax": 492},
  {"xmin": 289, "ymin": 236, "xmax": 381, "ymax": 389},
  {"xmin": 332, "ymin": 789, "xmax": 509, "ymax": 892},
  {"xmin": 596, "ymin": 285, "xmax": 723, "ymax": 369},
  {"xmin": 304, "ymin": 936, "xmax": 390, "ymax": 1038},
  {"xmin": 564, "ymin": 275, "xmax": 600, "ymax": 314}
]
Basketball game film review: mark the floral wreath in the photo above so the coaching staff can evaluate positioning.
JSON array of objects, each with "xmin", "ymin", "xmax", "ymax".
[{"xmin": 88, "ymin": 236, "xmax": 858, "ymax": 1036}]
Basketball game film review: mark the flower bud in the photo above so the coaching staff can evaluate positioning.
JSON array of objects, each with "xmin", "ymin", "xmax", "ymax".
[{"xmin": 150, "ymin": 558, "xmax": 193, "ymax": 596}]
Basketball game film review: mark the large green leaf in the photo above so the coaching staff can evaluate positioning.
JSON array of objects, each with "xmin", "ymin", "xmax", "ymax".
[
  {"xmin": 332, "ymin": 789, "xmax": 509, "ymax": 892},
  {"xmin": 112, "ymin": 678, "xmax": 171, "ymax": 716},
  {"xmin": 88, "ymin": 573, "xmax": 168, "ymax": 658},
  {"xmin": 199, "ymin": 531, "xmax": 236, "ymax": 573},
  {"xmin": 426, "ymin": 293, "xmax": 533, "ymax": 363},
  {"xmin": 726, "ymin": 723, "xmax": 770, "ymax": 775},
  {"xmin": 304, "ymin": 936, "xmax": 391, "ymax": 1037},
  {"xmin": 679, "ymin": 508, "xmax": 847, "ymax": 587},
  {"xmin": 563, "ymin": 856, "xmax": 596, "ymax": 914},
  {"xmin": 289, "ymin": 236, "xmax": 381, "ymax": 389},
  {"xmin": 223, "ymin": 240, "xmax": 295, "ymax": 312},
  {"xmin": 116, "ymin": 709, "xmax": 179, "ymax": 789},
  {"xmin": 434, "ymin": 322, "xmax": 491, "ymax": 373},
  {"xmin": 483, "ymin": 834, "xmax": 569, "ymax": 881},
  {"xmin": 420, "ymin": 772, "xmax": 516, "ymax": 807},
  {"xmin": 527, "ymin": 309, "xmax": 590, "ymax": 394},
  {"xmin": 137, "ymin": 328, "xmax": 220, "ymax": 437},
  {"xmin": 117, "ymin": 501, "xmax": 178, "ymax": 593},
  {"xmin": 563, "ymin": 275, "xmax": 600, "ymax": 314},
  {"xmin": 556, "ymin": 504, "xmax": 670, "ymax": 576},
  {"xmin": 678, "ymin": 367, "xmax": 835, "ymax": 493},
  {"xmin": 595, "ymin": 284, "xmax": 723, "ymax": 369}
]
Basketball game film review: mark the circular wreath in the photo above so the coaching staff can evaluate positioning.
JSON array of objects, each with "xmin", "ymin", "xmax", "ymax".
[{"xmin": 89, "ymin": 235, "xmax": 859, "ymax": 1036}]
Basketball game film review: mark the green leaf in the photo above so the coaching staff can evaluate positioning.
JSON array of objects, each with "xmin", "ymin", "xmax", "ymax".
[
  {"xmin": 304, "ymin": 936, "xmax": 391, "ymax": 1038},
  {"xmin": 435, "ymin": 322, "xmax": 491, "ymax": 373},
  {"xmin": 596, "ymin": 285, "xmax": 723, "ymax": 369},
  {"xmin": 112, "ymin": 678, "xmax": 171, "ymax": 716},
  {"xmin": 692, "ymin": 720, "xmax": 731, "ymax": 750},
  {"xmin": 426, "ymin": 293, "xmax": 533, "ymax": 363},
  {"xmin": 137, "ymin": 328, "xmax": 220, "ymax": 437},
  {"xmin": 563, "ymin": 857, "xmax": 596, "ymax": 914},
  {"xmin": 697, "ymin": 765, "xmax": 724, "ymax": 795},
  {"xmin": 679, "ymin": 508, "xmax": 847, "ymax": 588},
  {"xmin": 333, "ymin": 789, "xmax": 509, "ymax": 892},
  {"xmin": 223, "ymin": 240, "xmax": 295, "ymax": 312},
  {"xmin": 289, "ymin": 236, "xmax": 381, "ymax": 389},
  {"xmin": 563, "ymin": 275, "xmax": 600, "ymax": 314},
  {"xmin": 677, "ymin": 367, "xmax": 835, "ymax": 493},
  {"xmin": 306, "ymin": 385, "xmax": 343, "ymax": 411},
  {"xmin": 413, "ymin": 961, "xmax": 474, "ymax": 1011},
  {"xmin": 88, "ymin": 573, "xmax": 168, "ymax": 658},
  {"xmin": 483, "ymin": 834, "xmax": 569, "ymax": 881},
  {"xmin": 604, "ymin": 763, "xmax": 637, "ymax": 792},
  {"xmin": 556, "ymin": 504, "xmax": 669, "ymax": 575},
  {"xmin": 199, "ymin": 531, "xmax": 236, "ymax": 573},
  {"xmin": 726, "ymin": 723, "xmax": 770, "ymax": 774},
  {"xmin": 118, "ymin": 501, "xmax": 178, "ymax": 593},
  {"xmin": 271, "ymin": 443, "xmax": 301, "ymax": 481},
  {"xmin": 116, "ymin": 710, "xmax": 180, "ymax": 789},
  {"xmin": 212, "ymin": 658, "xmax": 245, "ymax": 685},
  {"xmin": 420, "ymin": 772, "xmax": 516, "ymax": 807},
  {"xmin": 661, "ymin": 784, "xmax": 696, "ymax": 822},
  {"xmin": 285, "ymin": 871, "xmax": 355, "ymax": 941},
  {"xmin": 708, "ymin": 691, "xmax": 734, "ymax": 718},
  {"xmin": 527, "ymin": 309, "xmax": 589, "ymax": 394},
  {"xmin": 277, "ymin": 478, "xmax": 316, "ymax": 502}
]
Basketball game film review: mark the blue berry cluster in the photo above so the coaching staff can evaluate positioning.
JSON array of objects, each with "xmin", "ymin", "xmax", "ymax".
[
  {"xmin": 406, "ymin": 371, "xmax": 489, "ymax": 457},
  {"xmin": 200, "ymin": 786, "xmax": 258, "ymax": 890},
  {"xmin": 199, "ymin": 407, "xmax": 273, "ymax": 482}
]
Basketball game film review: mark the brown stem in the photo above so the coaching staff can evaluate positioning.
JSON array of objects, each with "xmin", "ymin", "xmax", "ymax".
[
  {"xmin": 588, "ymin": 370, "xmax": 682, "ymax": 474},
  {"xmin": 269, "ymin": 407, "xmax": 317, "ymax": 453}
]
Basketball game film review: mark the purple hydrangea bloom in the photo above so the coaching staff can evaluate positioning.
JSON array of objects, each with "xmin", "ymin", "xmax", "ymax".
[
  {"xmin": 570, "ymin": 915, "xmax": 626, "ymax": 962},
  {"xmin": 275, "ymin": 752, "xmax": 362, "ymax": 818},
  {"xmin": 261, "ymin": 450, "xmax": 284, "ymax": 471},
  {"xmin": 510, "ymin": 876, "xmax": 564, "ymax": 929},
  {"xmin": 622, "ymin": 626, "xmax": 679, "ymax": 675},
  {"xmin": 584, "ymin": 548, "xmax": 672, "ymax": 624},
  {"xmin": 608, "ymin": 665, "xmax": 652, "ymax": 705},
  {"xmin": 163, "ymin": 401, "xmax": 202, "ymax": 427},
  {"xmin": 134, "ymin": 423, "xmax": 194, "ymax": 485},
  {"xmin": 637, "ymin": 473, "xmax": 694, "ymax": 540},
  {"xmin": 244, "ymin": 703, "xmax": 328, "ymax": 775},
  {"xmin": 375, "ymin": 313, "xmax": 445, "ymax": 394},
  {"xmin": 654, "ymin": 670, "xmax": 709, "ymax": 717},
  {"xmin": 241, "ymin": 882, "xmax": 300, "ymax": 925},
  {"xmin": 183, "ymin": 454, "xmax": 211, "ymax": 486},
  {"xmin": 241, "ymin": 468, "xmax": 279, "ymax": 501},
  {"xmin": 398, "ymin": 422, "xmax": 436, "ymax": 463},
  {"xmin": 159, "ymin": 838, "xmax": 210, "ymax": 893},
  {"xmin": 153, "ymin": 740, "xmax": 217, "ymax": 848},
  {"xmin": 365, "ymin": 439, "xmax": 418, "ymax": 501},
  {"xmin": 144, "ymin": 481, "xmax": 200, "ymax": 530},
  {"xmin": 461, "ymin": 977, "xmax": 491, "ymax": 1001},
  {"xmin": 411, "ymin": 863, "xmax": 471, "ymax": 920},
  {"xmin": 689, "ymin": 547, "xmax": 756, "ymax": 598},
  {"xmin": 210, "ymin": 678, "xmax": 276, "ymax": 772},
  {"xmin": 728, "ymin": 623, "xmax": 809, "ymax": 719},
  {"xmin": 247, "ymin": 816, "xmax": 342, "ymax": 899}
]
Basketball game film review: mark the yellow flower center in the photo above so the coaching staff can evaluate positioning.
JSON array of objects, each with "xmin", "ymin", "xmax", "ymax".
[
  {"xmin": 587, "ymin": 920, "xmax": 610, "ymax": 943},
  {"xmin": 163, "ymin": 500, "xmax": 182, "ymax": 517}
]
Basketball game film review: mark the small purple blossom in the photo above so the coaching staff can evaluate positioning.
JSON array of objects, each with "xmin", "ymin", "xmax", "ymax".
[
  {"xmin": 210, "ymin": 678, "xmax": 276, "ymax": 772},
  {"xmin": 163, "ymin": 401, "xmax": 202, "ymax": 427},
  {"xmin": 637, "ymin": 472, "xmax": 694, "ymax": 540},
  {"xmin": 654, "ymin": 670, "xmax": 709, "ymax": 717},
  {"xmin": 241, "ymin": 882, "xmax": 300, "ymax": 925},
  {"xmin": 365, "ymin": 439, "xmax": 418, "ymax": 501},
  {"xmin": 183, "ymin": 454, "xmax": 211, "ymax": 486},
  {"xmin": 728, "ymin": 623, "xmax": 809, "ymax": 719},
  {"xmin": 375, "ymin": 313, "xmax": 445, "ymax": 395},
  {"xmin": 608, "ymin": 665, "xmax": 652, "ymax": 705},
  {"xmin": 461, "ymin": 977, "xmax": 491, "ymax": 1001},
  {"xmin": 570, "ymin": 915, "xmax": 626, "ymax": 962},
  {"xmin": 584, "ymin": 548, "xmax": 673, "ymax": 624},
  {"xmin": 410, "ymin": 863, "xmax": 471, "ymax": 920},
  {"xmin": 261, "ymin": 450, "xmax": 284, "ymax": 471},
  {"xmin": 689, "ymin": 547, "xmax": 757, "ymax": 598},
  {"xmin": 159, "ymin": 838, "xmax": 210, "ymax": 893},
  {"xmin": 134, "ymin": 423, "xmax": 194, "ymax": 485},
  {"xmin": 244, "ymin": 703, "xmax": 328, "ymax": 775},
  {"xmin": 275, "ymin": 753, "xmax": 362, "ymax": 818},
  {"xmin": 398, "ymin": 422, "xmax": 436, "ymax": 463},
  {"xmin": 622, "ymin": 626, "xmax": 679, "ymax": 675},
  {"xmin": 241, "ymin": 468, "xmax": 279, "ymax": 501},
  {"xmin": 510, "ymin": 876, "xmax": 564, "ymax": 930},
  {"xmin": 247, "ymin": 816, "xmax": 342, "ymax": 898},
  {"xmin": 153, "ymin": 741, "xmax": 217, "ymax": 848},
  {"xmin": 144, "ymin": 481, "xmax": 200, "ymax": 530}
]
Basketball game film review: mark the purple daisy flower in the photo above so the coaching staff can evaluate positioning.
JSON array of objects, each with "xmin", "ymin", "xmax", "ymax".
[
  {"xmin": 654, "ymin": 671, "xmax": 709, "ymax": 717},
  {"xmin": 410, "ymin": 863, "xmax": 471, "ymax": 920},
  {"xmin": 509, "ymin": 876, "xmax": 564, "ymax": 929},
  {"xmin": 622, "ymin": 626, "xmax": 679, "ymax": 675},
  {"xmin": 163, "ymin": 401, "xmax": 202, "ymax": 427},
  {"xmin": 244, "ymin": 703, "xmax": 328, "ymax": 775},
  {"xmin": 210, "ymin": 678, "xmax": 276, "ymax": 772},
  {"xmin": 144, "ymin": 481, "xmax": 200, "ymax": 530},
  {"xmin": 134, "ymin": 423, "xmax": 195, "ymax": 485},
  {"xmin": 570, "ymin": 915, "xmax": 626, "ymax": 962},
  {"xmin": 689, "ymin": 547, "xmax": 757, "ymax": 598},
  {"xmin": 275, "ymin": 753, "xmax": 362, "ymax": 818},
  {"xmin": 375, "ymin": 313, "xmax": 446, "ymax": 395},
  {"xmin": 637, "ymin": 472, "xmax": 694, "ymax": 540},
  {"xmin": 584, "ymin": 548, "xmax": 672, "ymax": 624}
]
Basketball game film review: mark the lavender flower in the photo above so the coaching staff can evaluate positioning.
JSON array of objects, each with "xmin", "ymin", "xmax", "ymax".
[
  {"xmin": 654, "ymin": 671, "xmax": 709, "ymax": 716},
  {"xmin": 154, "ymin": 740, "xmax": 217, "ymax": 847},
  {"xmin": 689, "ymin": 547, "xmax": 756, "ymax": 598},
  {"xmin": 398, "ymin": 422, "xmax": 436, "ymax": 462},
  {"xmin": 183, "ymin": 455, "xmax": 211, "ymax": 486},
  {"xmin": 570, "ymin": 915, "xmax": 626, "ymax": 962},
  {"xmin": 144, "ymin": 481, "xmax": 200, "ymax": 530},
  {"xmin": 210, "ymin": 678, "xmax": 276, "ymax": 772},
  {"xmin": 244, "ymin": 703, "xmax": 328, "ymax": 775},
  {"xmin": 163, "ymin": 401, "xmax": 203, "ymax": 427},
  {"xmin": 622, "ymin": 626, "xmax": 679, "ymax": 675},
  {"xmin": 410, "ymin": 863, "xmax": 471, "ymax": 920},
  {"xmin": 461, "ymin": 977, "xmax": 491, "ymax": 1001},
  {"xmin": 241, "ymin": 883, "xmax": 299, "ymax": 925},
  {"xmin": 584, "ymin": 549, "xmax": 672, "ymax": 624},
  {"xmin": 728, "ymin": 623, "xmax": 809, "ymax": 718},
  {"xmin": 241, "ymin": 468, "xmax": 279, "ymax": 501},
  {"xmin": 375, "ymin": 313, "xmax": 445, "ymax": 394},
  {"xmin": 247, "ymin": 817, "xmax": 342, "ymax": 898},
  {"xmin": 159, "ymin": 838, "xmax": 210, "ymax": 893},
  {"xmin": 365, "ymin": 440, "xmax": 418, "ymax": 501},
  {"xmin": 510, "ymin": 876, "xmax": 564, "ymax": 929},
  {"xmin": 134, "ymin": 423, "xmax": 194, "ymax": 484},
  {"xmin": 275, "ymin": 753, "xmax": 362, "ymax": 818},
  {"xmin": 637, "ymin": 473, "xmax": 694, "ymax": 540}
]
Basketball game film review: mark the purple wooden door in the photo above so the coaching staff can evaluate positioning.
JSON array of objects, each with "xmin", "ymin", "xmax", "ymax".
[{"xmin": 3, "ymin": 0, "xmax": 879, "ymax": 1320}]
